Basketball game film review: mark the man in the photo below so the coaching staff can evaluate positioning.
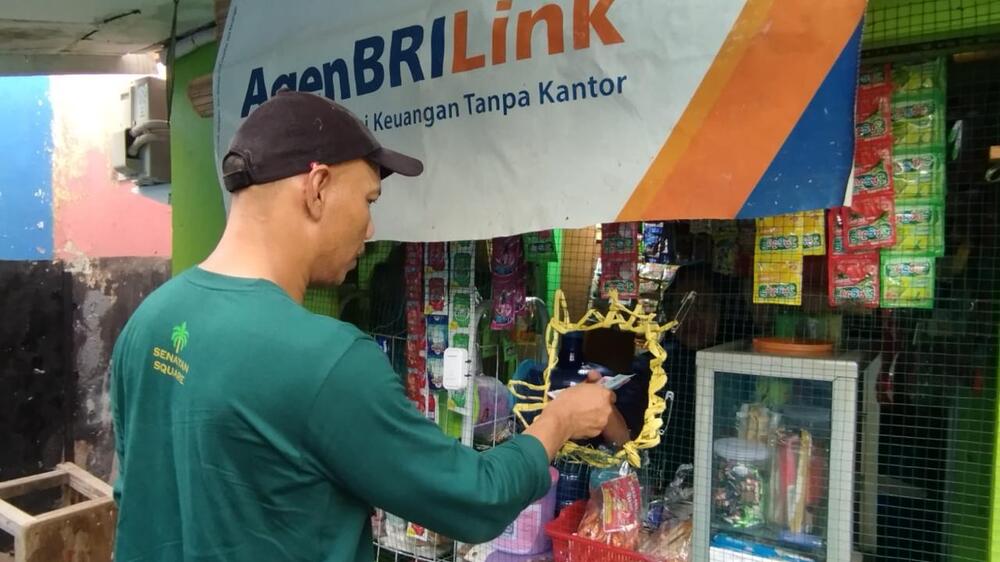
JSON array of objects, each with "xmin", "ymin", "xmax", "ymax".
[{"xmin": 110, "ymin": 91, "xmax": 614, "ymax": 562}]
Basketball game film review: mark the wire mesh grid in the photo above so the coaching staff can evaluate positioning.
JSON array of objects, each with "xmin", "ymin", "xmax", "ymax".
[{"xmin": 297, "ymin": 11, "xmax": 1000, "ymax": 562}]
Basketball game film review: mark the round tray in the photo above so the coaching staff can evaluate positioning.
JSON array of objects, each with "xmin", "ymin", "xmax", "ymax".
[{"xmin": 752, "ymin": 337, "xmax": 834, "ymax": 357}]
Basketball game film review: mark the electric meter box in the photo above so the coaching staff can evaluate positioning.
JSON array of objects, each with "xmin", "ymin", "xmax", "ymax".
[{"xmin": 111, "ymin": 77, "xmax": 170, "ymax": 186}]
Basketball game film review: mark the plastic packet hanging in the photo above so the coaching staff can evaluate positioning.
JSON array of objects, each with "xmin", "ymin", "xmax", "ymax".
[
  {"xmin": 842, "ymin": 192, "xmax": 896, "ymax": 251},
  {"xmin": 523, "ymin": 230, "xmax": 558, "ymax": 263},
  {"xmin": 894, "ymin": 149, "xmax": 946, "ymax": 200},
  {"xmin": 576, "ymin": 469, "xmax": 642, "ymax": 550},
  {"xmin": 800, "ymin": 211, "xmax": 825, "ymax": 257},
  {"xmin": 881, "ymin": 252, "xmax": 936, "ymax": 309},
  {"xmin": 892, "ymin": 58, "xmax": 946, "ymax": 95},
  {"xmin": 753, "ymin": 260, "xmax": 802, "ymax": 306},
  {"xmin": 642, "ymin": 222, "xmax": 669, "ymax": 264},
  {"xmin": 858, "ymin": 63, "xmax": 892, "ymax": 91},
  {"xmin": 855, "ymin": 86, "xmax": 892, "ymax": 144},
  {"xmin": 828, "ymin": 252, "xmax": 880, "ymax": 308},
  {"xmin": 892, "ymin": 93, "xmax": 945, "ymax": 149},
  {"xmin": 893, "ymin": 200, "xmax": 944, "ymax": 256},
  {"xmin": 601, "ymin": 223, "xmax": 639, "ymax": 299},
  {"xmin": 853, "ymin": 141, "xmax": 894, "ymax": 197}
]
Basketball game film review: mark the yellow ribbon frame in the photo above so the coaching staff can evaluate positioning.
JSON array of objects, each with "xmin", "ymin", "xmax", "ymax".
[{"xmin": 509, "ymin": 289, "xmax": 675, "ymax": 467}]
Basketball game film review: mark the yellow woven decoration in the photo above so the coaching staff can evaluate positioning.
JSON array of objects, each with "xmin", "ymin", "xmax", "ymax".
[{"xmin": 509, "ymin": 289, "xmax": 675, "ymax": 468}]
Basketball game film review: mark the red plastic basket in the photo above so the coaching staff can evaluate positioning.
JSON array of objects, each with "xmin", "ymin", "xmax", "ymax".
[{"xmin": 544, "ymin": 500, "xmax": 649, "ymax": 562}]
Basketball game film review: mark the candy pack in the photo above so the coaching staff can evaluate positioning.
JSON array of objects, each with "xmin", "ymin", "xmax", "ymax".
[
  {"xmin": 892, "ymin": 93, "xmax": 945, "ymax": 149},
  {"xmin": 893, "ymin": 149, "xmax": 945, "ymax": 200},
  {"xmin": 855, "ymin": 86, "xmax": 892, "ymax": 144},
  {"xmin": 753, "ymin": 259, "xmax": 803, "ymax": 306},
  {"xmin": 842, "ymin": 193, "xmax": 896, "ymax": 251},
  {"xmin": 828, "ymin": 253, "xmax": 880, "ymax": 308},
  {"xmin": 800, "ymin": 210, "xmax": 825, "ymax": 257},
  {"xmin": 491, "ymin": 236, "xmax": 527, "ymax": 330},
  {"xmin": 881, "ymin": 252, "xmax": 936, "ymax": 309},
  {"xmin": 523, "ymin": 230, "xmax": 558, "ymax": 263},
  {"xmin": 893, "ymin": 200, "xmax": 944, "ymax": 256},
  {"xmin": 853, "ymin": 141, "xmax": 894, "ymax": 197},
  {"xmin": 601, "ymin": 223, "xmax": 639, "ymax": 299},
  {"xmin": 892, "ymin": 58, "xmax": 946, "ymax": 96}
]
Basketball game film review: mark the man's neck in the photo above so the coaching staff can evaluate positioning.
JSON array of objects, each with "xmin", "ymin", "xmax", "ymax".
[{"xmin": 200, "ymin": 224, "xmax": 311, "ymax": 303}]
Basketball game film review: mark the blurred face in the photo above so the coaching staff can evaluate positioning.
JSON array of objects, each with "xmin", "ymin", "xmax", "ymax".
[{"xmin": 305, "ymin": 159, "xmax": 381, "ymax": 285}]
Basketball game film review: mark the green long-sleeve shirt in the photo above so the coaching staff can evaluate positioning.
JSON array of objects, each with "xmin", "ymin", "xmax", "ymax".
[{"xmin": 110, "ymin": 267, "xmax": 551, "ymax": 561}]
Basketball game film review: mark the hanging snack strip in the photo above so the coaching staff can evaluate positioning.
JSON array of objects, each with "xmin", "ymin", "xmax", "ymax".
[
  {"xmin": 523, "ymin": 230, "xmax": 558, "ymax": 263},
  {"xmin": 424, "ymin": 243, "xmax": 449, "ymax": 393},
  {"xmin": 600, "ymin": 222, "xmax": 640, "ymax": 300},
  {"xmin": 491, "ymin": 236, "xmax": 527, "ymax": 331},
  {"xmin": 753, "ymin": 214, "xmax": 804, "ymax": 306},
  {"xmin": 404, "ymin": 243, "xmax": 430, "ymax": 415},
  {"xmin": 447, "ymin": 241, "xmax": 476, "ymax": 415}
]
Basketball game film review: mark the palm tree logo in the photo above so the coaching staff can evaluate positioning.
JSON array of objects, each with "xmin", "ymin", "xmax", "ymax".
[{"xmin": 171, "ymin": 322, "xmax": 190, "ymax": 354}]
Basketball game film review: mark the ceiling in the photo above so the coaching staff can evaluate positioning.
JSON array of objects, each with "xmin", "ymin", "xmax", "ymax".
[{"xmin": 0, "ymin": 0, "xmax": 216, "ymax": 75}]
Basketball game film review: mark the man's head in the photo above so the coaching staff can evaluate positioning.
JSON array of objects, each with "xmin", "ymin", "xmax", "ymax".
[{"xmin": 220, "ymin": 91, "xmax": 422, "ymax": 285}]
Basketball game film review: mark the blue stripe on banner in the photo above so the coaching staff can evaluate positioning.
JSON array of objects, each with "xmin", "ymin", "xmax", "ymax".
[
  {"xmin": 736, "ymin": 20, "xmax": 862, "ymax": 219},
  {"xmin": 0, "ymin": 76, "xmax": 53, "ymax": 260}
]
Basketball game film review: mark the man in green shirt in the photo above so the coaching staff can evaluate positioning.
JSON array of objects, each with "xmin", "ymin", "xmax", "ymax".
[{"xmin": 110, "ymin": 91, "xmax": 614, "ymax": 562}]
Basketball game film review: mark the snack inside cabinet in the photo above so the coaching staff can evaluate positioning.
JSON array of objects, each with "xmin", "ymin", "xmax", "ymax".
[{"xmin": 692, "ymin": 343, "xmax": 860, "ymax": 562}]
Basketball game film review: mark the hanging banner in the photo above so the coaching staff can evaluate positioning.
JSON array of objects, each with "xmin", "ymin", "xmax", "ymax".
[{"xmin": 215, "ymin": 0, "xmax": 866, "ymax": 242}]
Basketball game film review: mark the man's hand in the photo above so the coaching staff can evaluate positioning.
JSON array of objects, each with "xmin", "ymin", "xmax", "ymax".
[{"xmin": 524, "ymin": 371, "xmax": 616, "ymax": 459}]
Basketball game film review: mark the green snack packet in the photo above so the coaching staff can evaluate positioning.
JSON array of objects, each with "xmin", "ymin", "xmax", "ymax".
[
  {"xmin": 893, "ymin": 201, "xmax": 944, "ymax": 256},
  {"xmin": 892, "ymin": 58, "xmax": 946, "ymax": 96},
  {"xmin": 522, "ymin": 230, "xmax": 558, "ymax": 263},
  {"xmin": 893, "ymin": 149, "xmax": 945, "ymax": 200},
  {"xmin": 881, "ymin": 252, "xmax": 936, "ymax": 309},
  {"xmin": 892, "ymin": 94, "xmax": 945, "ymax": 149}
]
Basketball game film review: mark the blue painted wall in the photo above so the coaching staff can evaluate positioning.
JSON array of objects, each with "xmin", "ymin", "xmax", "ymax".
[{"xmin": 0, "ymin": 76, "xmax": 52, "ymax": 260}]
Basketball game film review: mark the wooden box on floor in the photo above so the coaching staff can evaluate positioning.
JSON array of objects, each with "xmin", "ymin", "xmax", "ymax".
[{"xmin": 0, "ymin": 463, "xmax": 115, "ymax": 562}]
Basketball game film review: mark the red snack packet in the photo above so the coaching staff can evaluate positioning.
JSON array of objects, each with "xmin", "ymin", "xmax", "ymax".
[
  {"xmin": 858, "ymin": 63, "xmax": 892, "ymax": 91},
  {"xmin": 842, "ymin": 193, "xmax": 896, "ymax": 250},
  {"xmin": 577, "ymin": 472, "xmax": 642, "ymax": 550},
  {"xmin": 828, "ymin": 252, "xmax": 880, "ymax": 308},
  {"xmin": 855, "ymin": 87, "xmax": 892, "ymax": 144},
  {"xmin": 853, "ymin": 140, "xmax": 894, "ymax": 197}
]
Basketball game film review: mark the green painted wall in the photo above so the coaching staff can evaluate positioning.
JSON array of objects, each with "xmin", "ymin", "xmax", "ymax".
[{"xmin": 170, "ymin": 44, "xmax": 225, "ymax": 275}]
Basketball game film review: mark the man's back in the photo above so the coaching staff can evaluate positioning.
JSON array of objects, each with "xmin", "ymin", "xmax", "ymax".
[{"xmin": 111, "ymin": 267, "xmax": 553, "ymax": 561}]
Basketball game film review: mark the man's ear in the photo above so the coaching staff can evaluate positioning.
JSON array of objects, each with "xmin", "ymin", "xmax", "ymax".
[{"xmin": 304, "ymin": 165, "xmax": 331, "ymax": 221}]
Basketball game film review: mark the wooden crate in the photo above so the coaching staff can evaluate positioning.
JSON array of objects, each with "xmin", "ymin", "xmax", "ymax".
[{"xmin": 0, "ymin": 463, "xmax": 115, "ymax": 562}]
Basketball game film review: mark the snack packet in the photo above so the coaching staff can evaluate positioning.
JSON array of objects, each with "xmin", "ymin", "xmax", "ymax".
[
  {"xmin": 853, "ymin": 141, "xmax": 894, "ymax": 197},
  {"xmin": 855, "ymin": 87, "xmax": 892, "ymax": 144},
  {"xmin": 753, "ymin": 259, "xmax": 803, "ymax": 306},
  {"xmin": 881, "ymin": 252, "xmax": 936, "ymax": 309},
  {"xmin": 893, "ymin": 201, "xmax": 944, "ymax": 256},
  {"xmin": 892, "ymin": 94, "xmax": 945, "ymax": 149},
  {"xmin": 523, "ymin": 230, "xmax": 557, "ymax": 263},
  {"xmin": 894, "ymin": 149, "xmax": 945, "ymax": 200},
  {"xmin": 576, "ymin": 471, "xmax": 642, "ymax": 550},
  {"xmin": 828, "ymin": 253, "xmax": 880, "ymax": 308},
  {"xmin": 755, "ymin": 214, "xmax": 804, "ymax": 256},
  {"xmin": 893, "ymin": 58, "xmax": 946, "ymax": 96},
  {"xmin": 842, "ymin": 193, "xmax": 896, "ymax": 250},
  {"xmin": 859, "ymin": 63, "xmax": 892, "ymax": 91},
  {"xmin": 640, "ymin": 520, "xmax": 692, "ymax": 562},
  {"xmin": 801, "ymin": 210, "xmax": 825, "ymax": 256},
  {"xmin": 601, "ymin": 223, "xmax": 640, "ymax": 299}
]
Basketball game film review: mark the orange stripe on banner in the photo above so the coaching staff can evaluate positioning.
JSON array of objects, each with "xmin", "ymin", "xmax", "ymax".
[
  {"xmin": 617, "ymin": 0, "xmax": 866, "ymax": 222},
  {"xmin": 616, "ymin": 0, "xmax": 775, "ymax": 221}
]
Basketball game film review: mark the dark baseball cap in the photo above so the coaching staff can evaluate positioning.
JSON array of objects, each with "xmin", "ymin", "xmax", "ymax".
[{"xmin": 222, "ymin": 90, "xmax": 423, "ymax": 192}]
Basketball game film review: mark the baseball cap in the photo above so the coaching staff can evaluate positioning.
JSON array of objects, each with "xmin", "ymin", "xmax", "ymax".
[{"xmin": 222, "ymin": 90, "xmax": 423, "ymax": 192}]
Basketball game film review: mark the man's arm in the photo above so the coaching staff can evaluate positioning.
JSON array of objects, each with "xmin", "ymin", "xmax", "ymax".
[{"xmin": 302, "ymin": 338, "xmax": 611, "ymax": 544}]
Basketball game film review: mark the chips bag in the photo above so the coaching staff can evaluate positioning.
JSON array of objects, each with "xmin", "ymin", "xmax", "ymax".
[
  {"xmin": 828, "ymin": 253, "xmax": 880, "ymax": 308},
  {"xmin": 576, "ymin": 472, "xmax": 642, "ymax": 550},
  {"xmin": 843, "ymin": 193, "xmax": 896, "ymax": 251},
  {"xmin": 893, "ymin": 201, "xmax": 945, "ymax": 256},
  {"xmin": 894, "ymin": 149, "xmax": 945, "ymax": 200},
  {"xmin": 892, "ymin": 58, "xmax": 946, "ymax": 96},
  {"xmin": 754, "ymin": 260, "xmax": 803, "ymax": 306},
  {"xmin": 855, "ymin": 87, "xmax": 892, "ymax": 144},
  {"xmin": 881, "ymin": 252, "xmax": 936, "ymax": 309},
  {"xmin": 892, "ymin": 94, "xmax": 945, "ymax": 149},
  {"xmin": 801, "ymin": 210, "xmax": 826, "ymax": 256},
  {"xmin": 853, "ymin": 141, "xmax": 894, "ymax": 197}
]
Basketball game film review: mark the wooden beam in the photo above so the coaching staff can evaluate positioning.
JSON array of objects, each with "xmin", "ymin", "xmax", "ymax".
[
  {"xmin": 0, "ymin": 500, "xmax": 34, "ymax": 536},
  {"xmin": 57, "ymin": 463, "xmax": 113, "ymax": 500},
  {"xmin": 0, "ymin": 471, "xmax": 66, "ymax": 501}
]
